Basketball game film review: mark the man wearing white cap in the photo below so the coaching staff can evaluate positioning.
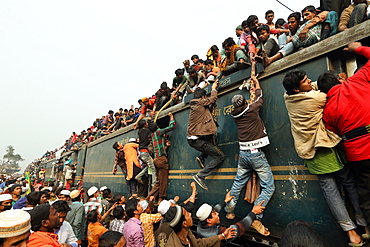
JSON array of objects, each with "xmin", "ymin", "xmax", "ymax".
[
  {"xmin": 66, "ymin": 190, "xmax": 85, "ymax": 245},
  {"xmin": 58, "ymin": 190, "xmax": 71, "ymax": 205},
  {"xmin": 164, "ymin": 206, "xmax": 236, "ymax": 247},
  {"xmin": 84, "ymin": 186, "xmax": 102, "ymax": 214},
  {"xmin": 196, "ymin": 192, "xmax": 265, "ymax": 241},
  {"xmin": 0, "ymin": 194, "xmax": 13, "ymax": 212},
  {"xmin": 139, "ymin": 200, "xmax": 162, "ymax": 247},
  {"xmin": 0, "ymin": 209, "xmax": 31, "ymax": 247}
]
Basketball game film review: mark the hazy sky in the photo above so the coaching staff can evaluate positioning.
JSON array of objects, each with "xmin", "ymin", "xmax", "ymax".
[{"xmin": 0, "ymin": 0, "xmax": 318, "ymax": 170}]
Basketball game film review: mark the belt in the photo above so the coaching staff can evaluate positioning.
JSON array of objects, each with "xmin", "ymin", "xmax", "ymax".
[{"xmin": 342, "ymin": 124, "xmax": 370, "ymax": 141}]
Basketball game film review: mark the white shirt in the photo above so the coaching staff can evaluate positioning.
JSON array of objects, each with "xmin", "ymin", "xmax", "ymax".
[{"xmin": 56, "ymin": 221, "xmax": 78, "ymax": 247}]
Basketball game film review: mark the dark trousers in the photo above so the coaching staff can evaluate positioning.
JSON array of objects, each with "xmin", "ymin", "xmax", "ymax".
[
  {"xmin": 351, "ymin": 159, "xmax": 370, "ymax": 226},
  {"xmin": 187, "ymin": 135, "xmax": 225, "ymax": 178},
  {"xmin": 126, "ymin": 165, "xmax": 141, "ymax": 196},
  {"xmin": 148, "ymin": 155, "xmax": 169, "ymax": 199}
]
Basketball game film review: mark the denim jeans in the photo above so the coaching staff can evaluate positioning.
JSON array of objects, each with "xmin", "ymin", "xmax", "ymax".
[
  {"xmin": 225, "ymin": 149, "xmax": 275, "ymax": 220},
  {"xmin": 187, "ymin": 136, "xmax": 226, "ymax": 178},
  {"xmin": 317, "ymin": 164, "xmax": 366, "ymax": 231},
  {"xmin": 137, "ymin": 151, "xmax": 157, "ymax": 187}
]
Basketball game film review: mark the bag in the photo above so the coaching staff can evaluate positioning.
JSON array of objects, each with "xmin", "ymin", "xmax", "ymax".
[{"xmin": 244, "ymin": 171, "xmax": 261, "ymax": 203}]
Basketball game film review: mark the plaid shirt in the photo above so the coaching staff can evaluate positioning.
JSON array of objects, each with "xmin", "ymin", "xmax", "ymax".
[
  {"xmin": 140, "ymin": 213, "xmax": 163, "ymax": 247},
  {"xmin": 292, "ymin": 20, "xmax": 321, "ymax": 48},
  {"xmin": 109, "ymin": 218, "xmax": 125, "ymax": 234},
  {"xmin": 152, "ymin": 120, "xmax": 176, "ymax": 158}
]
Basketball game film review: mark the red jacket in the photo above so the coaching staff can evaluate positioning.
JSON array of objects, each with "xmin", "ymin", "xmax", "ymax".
[{"xmin": 323, "ymin": 46, "xmax": 370, "ymax": 161}]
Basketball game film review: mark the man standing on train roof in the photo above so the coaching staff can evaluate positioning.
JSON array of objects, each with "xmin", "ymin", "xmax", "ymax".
[
  {"xmin": 317, "ymin": 42, "xmax": 370, "ymax": 233},
  {"xmin": 187, "ymin": 81, "xmax": 226, "ymax": 191},
  {"xmin": 225, "ymin": 76, "xmax": 275, "ymax": 236}
]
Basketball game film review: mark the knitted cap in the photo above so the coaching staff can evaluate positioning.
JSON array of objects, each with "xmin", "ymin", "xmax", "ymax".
[
  {"xmin": 0, "ymin": 209, "xmax": 31, "ymax": 238},
  {"xmin": 196, "ymin": 203, "xmax": 213, "ymax": 221},
  {"xmin": 232, "ymin": 94, "xmax": 245, "ymax": 107}
]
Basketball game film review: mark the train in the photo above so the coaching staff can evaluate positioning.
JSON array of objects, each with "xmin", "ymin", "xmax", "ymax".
[{"xmin": 38, "ymin": 20, "xmax": 370, "ymax": 247}]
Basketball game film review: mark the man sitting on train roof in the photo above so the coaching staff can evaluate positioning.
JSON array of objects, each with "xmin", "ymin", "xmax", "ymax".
[
  {"xmin": 178, "ymin": 67, "xmax": 205, "ymax": 95},
  {"xmin": 338, "ymin": 0, "xmax": 369, "ymax": 32},
  {"xmin": 218, "ymin": 37, "xmax": 249, "ymax": 77},
  {"xmin": 264, "ymin": 6, "xmax": 338, "ymax": 66},
  {"xmin": 257, "ymin": 25, "xmax": 279, "ymax": 57},
  {"xmin": 154, "ymin": 82, "xmax": 172, "ymax": 111},
  {"xmin": 196, "ymin": 192, "xmax": 265, "ymax": 242}
]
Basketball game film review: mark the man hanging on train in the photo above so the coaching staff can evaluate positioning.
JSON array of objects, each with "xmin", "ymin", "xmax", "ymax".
[
  {"xmin": 318, "ymin": 42, "xmax": 370, "ymax": 241},
  {"xmin": 187, "ymin": 81, "xmax": 226, "ymax": 191},
  {"xmin": 225, "ymin": 76, "xmax": 275, "ymax": 236},
  {"xmin": 283, "ymin": 62, "xmax": 366, "ymax": 245}
]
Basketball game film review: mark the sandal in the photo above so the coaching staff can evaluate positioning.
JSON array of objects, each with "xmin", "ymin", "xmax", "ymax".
[
  {"xmin": 226, "ymin": 213, "xmax": 235, "ymax": 220},
  {"xmin": 348, "ymin": 241, "xmax": 365, "ymax": 247},
  {"xmin": 362, "ymin": 234, "xmax": 370, "ymax": 241},
  {"xmin": 251, "ymin": 220, "xmax": 270, "ymax": 236}
]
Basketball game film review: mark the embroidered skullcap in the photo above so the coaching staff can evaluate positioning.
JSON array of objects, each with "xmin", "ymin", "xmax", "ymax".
[
  {"xmin": 196, "ymin": 203, "xmax": 213, "ymax": 221},
  {"xmin": 141, "ymin": 97, "xmax": 149, "ymax": 103},
  {"xmin": 0, "ymin": 193, "xmax": 12, "ymax": 202},
  {"xmin": 236, "ymin": 25, "xmax": 243, "ymax": 30},
  {"xmin": 70, "ymin": 190, "xmax": 80, "ymax": 199},
  {"xmin": 87, "ymin": 186, "xmax": 98, "ymax": 197},
  {"xmin": 99, "ymin": 186, "xmax": 108, "ymax": 191},
  {"xmin": 164, "ymin": 206, "xmax": 182, "ymax": 227},
  {"xmin": 232, "ymin": 94, "xmax": 245, "ymax": 107},
  {"xmin": 139, "ymin": 200, "xmax": 148, "ymax": 211},
  {"xmin": 60, "ymin": 190, "xmax": 70, "ymax": 196},
  {"xmin": 158, "ymin": 200, "xmax": 171, "ymax": 215},
  {"xmin": 0, "ymin": 209, "xmax": 31, "ymax": 238}
]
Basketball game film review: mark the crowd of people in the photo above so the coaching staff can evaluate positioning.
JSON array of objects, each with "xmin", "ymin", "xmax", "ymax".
[
  {"xmin": 28, "ymin": 2, "xmax": 369, "ymax": 166},
  {"xmin": 8, "ymin": 2, "xmax": 370, "ymax": 247}
]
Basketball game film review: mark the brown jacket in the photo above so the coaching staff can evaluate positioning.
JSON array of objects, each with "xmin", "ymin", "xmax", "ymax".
[
  {"xmin": 187, "ymin": 90, "xmax": 218, "ymax": 137},
  {"xmin": 165, "ymin": 230, "xmax": 220, "ymax": 247}
]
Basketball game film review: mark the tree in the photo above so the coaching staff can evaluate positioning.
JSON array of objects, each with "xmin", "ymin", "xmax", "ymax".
[{"xmin": 1, "ymin": 145, "xmax": 24, "ymax": 171}]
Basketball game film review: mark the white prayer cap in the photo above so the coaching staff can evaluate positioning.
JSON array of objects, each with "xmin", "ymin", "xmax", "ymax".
[
  {"xmin": 158, "ymin": 200, "xmax": 171, "ymax": 215},
  {"xmin": 87, "ymin": 186, "xmax": 98, "ymax": 197},
  {"xmin": 60, "ymin": 190, "xmax": 70, "ymax": 196},
  {"xmin": 99, "ymin": 186, "xmax": 108, "ymax": 191},
  {"xmin": 139, "ymin": 200, "xmax": 149, "ymax": 211},
  {"xmin": 196, "ymin": 203, "xmax": 213, "ymax": 221}
]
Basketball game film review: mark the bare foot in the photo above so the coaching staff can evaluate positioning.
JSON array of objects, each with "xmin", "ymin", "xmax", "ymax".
[
  {"xmin": 347, "ymin": 229, "xmax": 361, "ymax": 244},
  {"xmin": 173, "ymin": 196, "xmax": 180, "ymax": 202},
  {"xmin": 190, "ymin": 181, "xmax": 197, "ymax": 191}
]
